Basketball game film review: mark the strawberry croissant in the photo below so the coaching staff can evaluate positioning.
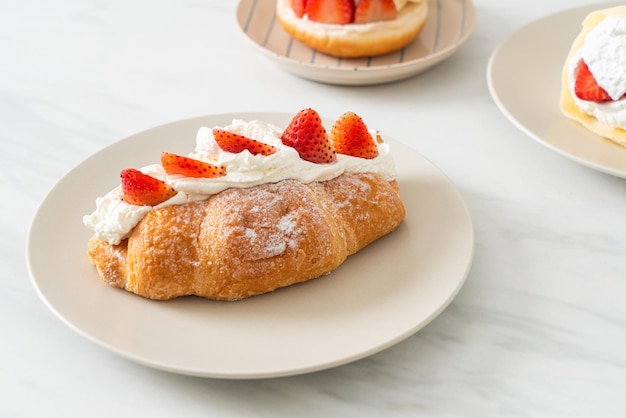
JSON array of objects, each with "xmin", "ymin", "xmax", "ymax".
[{"xmin": 84, "ymin": 109, "xmax": 405, "ymax": 300}]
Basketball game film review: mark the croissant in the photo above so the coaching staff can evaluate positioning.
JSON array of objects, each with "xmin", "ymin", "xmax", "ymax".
[{"xmin": 87, "ymin": 172, "xmax": 405, "ymax": 301}]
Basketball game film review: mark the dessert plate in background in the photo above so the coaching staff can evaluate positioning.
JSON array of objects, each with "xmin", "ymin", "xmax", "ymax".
[
  {"xmin": 487, "ymin": 3, "xmax": 626, "ymax": 179},
  {"xmin": 27, "ymin": 112, "xmax": 473, "ymax": 379},
  {"xmin": 237, "ymin": 0, "xmax": 476, "ymax": 85}
]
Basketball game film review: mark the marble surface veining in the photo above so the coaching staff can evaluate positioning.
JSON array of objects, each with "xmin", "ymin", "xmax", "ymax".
[{"xmin": 2, "ymin": 0, "xmax": 625, "ymax": 417}]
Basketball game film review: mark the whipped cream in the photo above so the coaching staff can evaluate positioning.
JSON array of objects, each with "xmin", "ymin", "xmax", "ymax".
[
  {"xmin": 84, "ymin": 119, "xmax": 397, "ymax": 245},
  {"xmin": 568, "ymin": 16, "xmax": 626, "ymax": 129}
]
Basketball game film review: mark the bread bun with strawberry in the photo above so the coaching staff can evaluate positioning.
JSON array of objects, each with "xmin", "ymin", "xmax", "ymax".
[
  {"xmin": 560, "ymin": 6, "xmax": 626, "ymax": 146},
  {"xmin": 276, "ymin": 0, "xmax": 428, "ymax": 58},
  {"xmin": 84, "ymin": 109, "xmax": 405, "ymax": 301}
]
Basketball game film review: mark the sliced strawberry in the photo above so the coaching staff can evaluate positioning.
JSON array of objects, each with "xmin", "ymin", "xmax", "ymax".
[
  {"xmin": 161, "ymin": 152, "xmax": 226, "ymax": 178},
  {"xmin": 305, "ymin": 0, "xmax": 354, "ymax": 24},
  {"xmin": 120, "ymin": 168, "xmax": 177, "ymax": 206},
  {"xmin": 212, "ymin": 128, "xmax": 277, "ymax": 156},
  {"xmin": 281, "ymin": 108, "xmax": 337, "ymax": 164},
  {"xmin": 574, "ymin": 59, "xmax": 612, "ymax": 102},
  {"xmin": 354, "ymin": 0, "xmax": 397, "ymax": 24},
  {"xmin": 330, "ymin": 111, "xmax": 378, "ymax": 159},
  {"xmin": 291, "ymin": 0, "xmax": 307, "ymax": 18}
]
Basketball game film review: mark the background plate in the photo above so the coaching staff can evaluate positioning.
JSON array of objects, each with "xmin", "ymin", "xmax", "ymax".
[
  {"xmin": 487, "ymin": 3, "xmax": 626, "ymax": 178},
  {"xmin": 27, "ymin": 112, "xmax": 474, "ymax": 379},
  {"xmin": 237, "ymin": 0, "xmax": 476, "ymax": 85}
]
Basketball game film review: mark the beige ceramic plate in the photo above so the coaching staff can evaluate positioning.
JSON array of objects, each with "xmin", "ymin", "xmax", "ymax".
[
  {"xmin": 237, "ymin": 0, "xmax": 476, "ymax": 85},
  {"xmin": 27, "ymin": 112, "xmax": 473, "ymax": 379},
  {"xmin": 487, "ymin": 3, "xmax": 626, "ymax": 178}
]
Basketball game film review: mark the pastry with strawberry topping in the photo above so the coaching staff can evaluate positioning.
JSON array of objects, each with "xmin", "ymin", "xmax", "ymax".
[
  {"xmin": 275, "ymin": 0, "xmax": 427, "ymax": 58},
  {"xmin": 560, "ymin": 6, "xmax": 626, "ymax": 146},
  {"xmin": 83, "ymin": 109, "xmax": 405, "ymax": 301}
]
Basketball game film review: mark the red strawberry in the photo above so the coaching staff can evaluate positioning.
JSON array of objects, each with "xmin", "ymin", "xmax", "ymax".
[
  {"xmin": 120, "ymin": 168, "xmax": 177, "ymax": 206},
  {"xmin": 291, "ymin": 0, "xmax": 307, "ymax": 17},
  {"xmin": 305, "ymin": 0, "xmax": 354, "ymax": 24},
  {"xmin": 330, "ymin": 111, "xmax": 378, "ymax": 159},
  {"xmin": 354, "ymin": 0, "xmax": 397, "ymax": 24},
  {"xmin": 574, "ymin": 59, "xmax": 612, "ymax": 102},
  {"xmin": 281, "ymin": 108, "xmax": 337, "ymax": 163},
  {"xmin": 212, "ymin": 128, "xmax": 277, "ymax": 156},
  {"xmin": 161, "ymin": 152, "xmax": 226, "ymax": 178}
]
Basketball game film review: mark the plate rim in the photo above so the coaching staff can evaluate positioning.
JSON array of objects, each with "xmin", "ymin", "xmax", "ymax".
[{"xmin": 27, "ymin": 111, "xmax": 474, "ymax": 379}]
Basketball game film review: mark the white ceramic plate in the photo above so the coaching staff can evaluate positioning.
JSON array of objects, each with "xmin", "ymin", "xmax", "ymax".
[
  {"xmin": 487, "ymin": 3, "xmax": 626, "ymax": 179},
  {"xmin": 27, "ymin": 112, "xmax": 473, "ymax": 379},
  {"xmin": 237, "ymin": 0, "xmax": 476, "ymax": 85}
]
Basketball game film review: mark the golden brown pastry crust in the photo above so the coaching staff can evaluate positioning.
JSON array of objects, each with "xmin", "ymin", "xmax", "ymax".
[
  {"xmin": 559, "ymin": 6, "xmax": 626, "ymax": 146},
  {"xmin": 275, "ymin": 0, "xmax": 428, "ymax": 58},
  {"xmin": 87, "ymin": 172, "xmax": 405, "ymax": 301}
]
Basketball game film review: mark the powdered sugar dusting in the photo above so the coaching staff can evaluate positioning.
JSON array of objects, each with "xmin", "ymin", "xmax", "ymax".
[
  {"xmin": 278, "ymin": 213, "xmax": 296, "ymax": 233},
  {"xmin": 212, "ymin": 180, "xmax": 321, "ymax": 262}
]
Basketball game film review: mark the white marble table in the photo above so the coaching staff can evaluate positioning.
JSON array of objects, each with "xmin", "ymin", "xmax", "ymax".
[{"xmin": 3, "ymin": 0, "xmax": 625, "ymax": 416}]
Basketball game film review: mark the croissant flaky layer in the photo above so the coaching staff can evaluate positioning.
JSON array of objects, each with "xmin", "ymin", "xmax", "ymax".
[{"xmin": 87, "ymin": 172, "xmax": 406, "ymax": 301}]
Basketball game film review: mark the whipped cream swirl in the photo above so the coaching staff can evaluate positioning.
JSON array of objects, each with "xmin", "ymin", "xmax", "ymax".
[{"xmin": 568, "ymin": 16, "xmax": 626, "ymax": 129}]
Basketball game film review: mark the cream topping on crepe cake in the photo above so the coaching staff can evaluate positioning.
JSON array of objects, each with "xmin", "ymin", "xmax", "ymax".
[
  {"xmin": 567, "ymin": 15, "xmax": 626, "ymax": 129},
  {"xmin": 83, "ymin": 118, "xmax": 397, "ymax": 245},
  {"xmin": 575, "ymin": 17, "xmax": 626, "ymax": 101}
]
